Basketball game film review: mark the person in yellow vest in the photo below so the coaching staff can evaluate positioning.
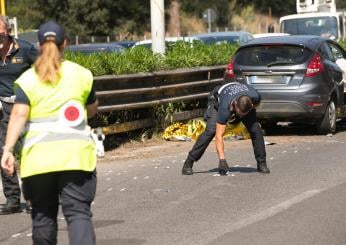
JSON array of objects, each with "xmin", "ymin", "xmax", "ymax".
[{"xmin": 1, "ymin": 21, "xmax": 98, "ymax": 245}]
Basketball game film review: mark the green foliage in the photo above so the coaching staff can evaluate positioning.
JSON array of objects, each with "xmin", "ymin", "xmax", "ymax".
[
  {"xmin": 155, "ymin": 102, "xmax": 187, "ymax": 126},
  {"xmin": 110, "ymin": 47, "xmax": 165, "ymax": 74},
  {"xmin": 64, "ymin": 43, "xmax": 238, "ymax": 76},
  {"xmin": 65, "ymin": 47, "xmax": 166, "ymax": 75},
  {"xmin": 339, "ymin": 40, "xmax": 346, "ymax": 50},
  {"xmin": 165, "ymin": 41, "xmax": 238, "ymax": 68},
  {"xmin": 336, "ymin": 0, "xmax": 346, "ymax": 10},
  {"xmin": 9, "ymin": 0, "xmax": 297, "ymax": 37}
]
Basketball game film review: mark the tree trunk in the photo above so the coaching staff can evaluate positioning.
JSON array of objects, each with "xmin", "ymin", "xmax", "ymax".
[{"xmin": 168, "ymin": 0, "xmax": 181, "ymax": 37}]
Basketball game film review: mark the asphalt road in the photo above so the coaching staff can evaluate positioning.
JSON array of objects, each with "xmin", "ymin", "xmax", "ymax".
[{"xmin": 1, "ymin": 123, "xmax": 346, "ymax": 245}]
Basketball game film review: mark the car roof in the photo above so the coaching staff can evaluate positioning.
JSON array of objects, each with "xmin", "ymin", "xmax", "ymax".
[
  {"xmin": 68, "ymin": 43, "xmax": 124, "ymax": 49},
  {"xmin": 240, "ymin": 35, "xmax": 330, "ymax": 50},
  {"xmin": 67, "ymin": 43, "xmax": 125, "ymax": 53},
  {"xmin": 133, "ymin": 36, "xmax": 200, "ymax": 46},
  {"xmin": 133, "ymin": 37, "xmax": 201, "ymax": 49},
  {"xmin": 192, "ymin": 31, "xmax": 252, "ymax": 38},
  {"xmin": 253, "ymin": 33, "xmax": 290, "ymax": 38},
  {"xmin": 111, "ymin": 41, "xmax": 136, "ymax": 48}
]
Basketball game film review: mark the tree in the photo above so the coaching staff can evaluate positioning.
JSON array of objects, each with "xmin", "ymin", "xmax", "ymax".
[
  {"xmin": 10, "ymin": 0, "xmax": 151, "ymax": 38},
  {"xmin": 7, "ymin": 0, "xmax": 42, "ymax": 30},
  {"xmin": 336, "ymin": 0, "xmax": 346, "ymax": 10},
  {"xmin": 168, "ymin": 0, "xmax": 181, "ymax": 36}
]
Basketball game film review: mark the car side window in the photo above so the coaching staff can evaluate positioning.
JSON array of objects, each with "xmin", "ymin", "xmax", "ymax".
[{"xmin": 327, "ymin": 42, "xmax": 345, "ymax": 62}]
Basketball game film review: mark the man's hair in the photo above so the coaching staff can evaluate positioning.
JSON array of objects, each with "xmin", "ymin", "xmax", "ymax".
[
  {"xmin": 0, "ymin": 15, "xmax": 10, "ymax": 32},
  {"xmin": 236, "ymin": 95, "xmax": 253, "ymax": 114}
]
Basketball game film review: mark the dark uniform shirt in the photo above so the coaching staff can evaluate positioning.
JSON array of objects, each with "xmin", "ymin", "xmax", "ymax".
[
  {"xmin": 0, "ymin": 37, "xmax": 38, "ymax": 97},
  {"xmin": 216, "ymin": 82, "xmax": 260, "ymax": 124}
]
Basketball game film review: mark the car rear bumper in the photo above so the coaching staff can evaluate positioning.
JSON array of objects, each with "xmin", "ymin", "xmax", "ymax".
[{"xmin": 256, "ymin": 100, "xmax": 325, "ymax": 122}]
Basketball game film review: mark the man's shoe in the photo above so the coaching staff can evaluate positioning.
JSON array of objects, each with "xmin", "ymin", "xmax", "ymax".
[
  {"xmin": 25, "ymin": 200, "xmax": 32, "ymax": 214},
  {"xmin": 218, "ymin": 159, "xmax": 229, "ymax": 175},
  {"xmin": 182, "ymin": 158, "xmax": 194, "ymax": 175},
  {"xmin": 257, "ymin": 163, "xmax": 270, "ymax": 174},
  {"xmin": 0, "ymin": 201, "xmax": 22, "ymax": 215}
]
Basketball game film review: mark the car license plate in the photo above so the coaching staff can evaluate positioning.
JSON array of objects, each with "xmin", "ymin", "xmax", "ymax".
[{"xmin": 247, "ymin": 75, "xmax": 290, "ymax": 84}]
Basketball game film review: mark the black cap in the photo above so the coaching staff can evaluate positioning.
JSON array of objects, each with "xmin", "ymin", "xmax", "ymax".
[{"xmin": 37, "ymin": 21, "xmax": 64, "ymax": 45}]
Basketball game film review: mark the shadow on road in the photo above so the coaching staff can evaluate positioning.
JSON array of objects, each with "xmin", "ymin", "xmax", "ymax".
[
  {"xmin": 195, "ymin": 166, "xmax": 257, "ymax": 174},
  {"xmin": 263, "ymin": 119, "xmax": 346, "ymax": 136}
]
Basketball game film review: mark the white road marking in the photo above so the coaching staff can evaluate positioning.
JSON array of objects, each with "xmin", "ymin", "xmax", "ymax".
[
  {"xmin": 11, "ymin": 233, "xmax": 21, "ymax": 238},
  {"xmin": 184, "ymin": 189, "xmax": 322, "ymax": 245}
]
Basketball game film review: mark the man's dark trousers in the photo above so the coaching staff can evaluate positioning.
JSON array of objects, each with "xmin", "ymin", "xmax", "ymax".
[
  {"xmin": 0, "ymin": 101, "xmax": 21, "ymax": 204},
  {"xmin": 187, "ymin": 102, "xmax": 266, "ymax": 164}
]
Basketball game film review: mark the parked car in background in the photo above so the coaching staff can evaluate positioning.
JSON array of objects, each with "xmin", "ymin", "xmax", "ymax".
[
  {"xmin": 112, "ymin": 41, "xmax": 136, "ymax": 48},
  {"xmin": 132, "ymin": 36, "xmax": 201, "ymax": 49},
  {"xmin": 191, "ymin": 31, "xmax": 254, "ymax": 45},
  {"xmin": 66, "ymin": 42, "xmax": 125, "ymax": 54},
  {"xmin": 224, "ymin": 35, "xmax": 346, "ymax": 134}
]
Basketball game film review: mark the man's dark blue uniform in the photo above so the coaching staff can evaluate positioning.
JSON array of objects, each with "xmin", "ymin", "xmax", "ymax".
[
  {"xmin": 182, "ymin": 82, "xmax": 270, "ymax": 175},
  {"xmin": 0, "ymin": 18, "xmax": 38, "ymax": 215}
]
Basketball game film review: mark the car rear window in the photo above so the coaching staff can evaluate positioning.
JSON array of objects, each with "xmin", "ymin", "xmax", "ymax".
[{"xmin": 234, "ymin": 45, "xmax": 312, "ymax": 66}]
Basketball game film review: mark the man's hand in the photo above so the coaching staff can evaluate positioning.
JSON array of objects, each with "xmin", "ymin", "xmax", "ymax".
[{"xmin": 1, "ymin": 150, "xmax": 15, "ymax": 176}]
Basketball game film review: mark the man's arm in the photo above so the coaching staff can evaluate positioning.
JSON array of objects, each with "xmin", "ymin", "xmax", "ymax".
[
  {"xmin": 215, "ymin": 122, "xmax": 227, "ymax": 160},
  {"xmin": 1, "ymin": 103, "xmax": 29, "ymax": 176}
]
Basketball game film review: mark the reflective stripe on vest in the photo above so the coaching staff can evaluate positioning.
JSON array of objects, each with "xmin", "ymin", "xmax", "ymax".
[
  {"xmin": 22, "ymin": 100, "xmax": 91, "ymax": 149},
  {"xmin": 23, "ymin": 132, "xmax": 92, "ymax": 149}
]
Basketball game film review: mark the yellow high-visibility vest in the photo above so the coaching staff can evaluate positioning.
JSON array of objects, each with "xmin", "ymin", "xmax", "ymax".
[{"xmin": 15, "ymin": 60, "xmax": 96, "ymax": 178}]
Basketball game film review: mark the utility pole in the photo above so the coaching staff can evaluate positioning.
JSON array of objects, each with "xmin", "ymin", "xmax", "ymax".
[
  {"xmin": 207, "ymin": 8, "xmax": 211, "ymax": 33},
  {"xmin": 150, "ymin": 0, "xmax": 165, "ymax": 54},
  {"xmin": 0, "ymin": 0, "xmax": 5, "ymax": 16}
]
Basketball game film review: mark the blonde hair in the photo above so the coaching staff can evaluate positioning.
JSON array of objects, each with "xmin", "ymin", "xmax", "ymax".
[{"xmin": 34, "ymin": 40, "xmax": 62, "ymax": 83}]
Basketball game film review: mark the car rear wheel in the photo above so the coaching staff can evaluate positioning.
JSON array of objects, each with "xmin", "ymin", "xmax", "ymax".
[
  {"xmin": 261, "ymin": 122, "xmax": 278, "ymax": 135},
  {"xmin": 317, "ymin": 100, "xmax": 336, "ymax": 134}
]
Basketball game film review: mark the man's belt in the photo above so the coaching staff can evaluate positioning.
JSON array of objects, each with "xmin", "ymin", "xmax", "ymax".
[{"xmin": 0, "ymin": 96, "xmax": 15, "ymax": 103}]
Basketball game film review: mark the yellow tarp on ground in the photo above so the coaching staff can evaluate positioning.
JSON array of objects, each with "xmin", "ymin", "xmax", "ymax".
[{"xmin": 162, "ymin": 118, "xmax": 250, "ymax": 141}]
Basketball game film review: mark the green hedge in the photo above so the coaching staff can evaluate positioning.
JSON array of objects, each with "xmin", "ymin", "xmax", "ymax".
[{"xmin": 64, "ymin": 41, "xmax": 239, "ymax": 76}]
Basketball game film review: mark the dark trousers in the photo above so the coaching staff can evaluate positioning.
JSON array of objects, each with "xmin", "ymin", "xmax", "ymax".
[
  {"xmin": 0, "ymin": 101, "xmax": 21, "ymax": 204},
  {"xmin": 22, "ymin": 170, "xmax": 97, "ymax": 245},
  {"xmin": 188, "ymin": 103, "xmax": 266, "ymax": 165}
]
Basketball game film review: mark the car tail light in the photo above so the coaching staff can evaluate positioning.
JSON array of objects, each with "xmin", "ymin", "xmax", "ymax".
[
  {"xmin": 225, "ymin": 59, "xmax": 235, "ymax": 79},
  {"xmin": 305, "ymin": 53, "xmax": 324, "ymax": 77},
  {"xmin": 306, "ymin": 101, "xmax": 323, "ymax": 107}
]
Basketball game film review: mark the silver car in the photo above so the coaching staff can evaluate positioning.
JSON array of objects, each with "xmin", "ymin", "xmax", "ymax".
[{"xmin": 224, "ymin": 35, "xmax": 346, "ymax": 134}]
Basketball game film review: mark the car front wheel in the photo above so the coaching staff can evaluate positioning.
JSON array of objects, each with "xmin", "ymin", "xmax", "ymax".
[{"xmin": 317, "ymin": 100, "xmax": 336, "ymax": 134}]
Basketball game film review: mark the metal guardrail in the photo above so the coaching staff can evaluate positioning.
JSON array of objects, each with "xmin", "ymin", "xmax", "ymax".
[{"xmin": 94, "ymin": 65, "xmax": 226, "ymax": 135}]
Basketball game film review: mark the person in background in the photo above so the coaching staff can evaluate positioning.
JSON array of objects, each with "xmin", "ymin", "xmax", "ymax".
[
  {"xmin": 1, "ymin": 21, "xmax": 98, "ymax": 245},
  {"xmin": 182, "ymin": 82, "xmax": 270, "ymax": 175},
  {"xmin": 0, "ymin": 15, "xmax": 37, "ymax": 215}
]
